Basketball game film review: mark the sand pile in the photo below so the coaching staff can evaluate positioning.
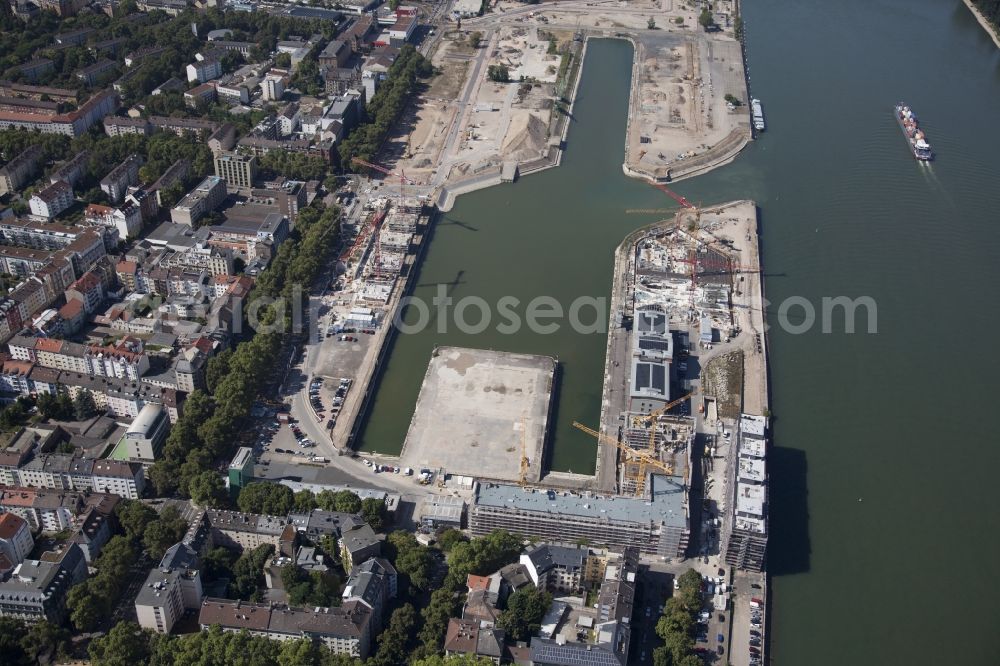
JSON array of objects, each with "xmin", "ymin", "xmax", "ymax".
[{"xmin": 501, "ymin": 112, "xmax": 548, "ymax": 161}]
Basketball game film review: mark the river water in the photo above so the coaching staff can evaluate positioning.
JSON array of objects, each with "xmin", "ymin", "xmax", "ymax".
[{"xmin": 360, "ymin": 0, "xmax": 1000, "ymax": 662}]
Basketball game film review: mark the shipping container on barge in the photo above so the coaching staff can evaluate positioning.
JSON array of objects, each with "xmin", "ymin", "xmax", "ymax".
[{"xmin": 895, "ymin": 103, "xmax": 933, "ymax": 161}]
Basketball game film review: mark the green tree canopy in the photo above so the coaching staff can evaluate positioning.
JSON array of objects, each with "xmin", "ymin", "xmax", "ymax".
[
  {"xmin": 496, "ymin": 585, "xmax": 552, "ymax": 641},
  {"xmin": 238, "ymin": 482, "xmax": 295, "ymax": 515}
]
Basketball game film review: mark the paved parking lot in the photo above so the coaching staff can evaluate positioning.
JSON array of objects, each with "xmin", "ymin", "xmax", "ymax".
[{"xmin": 729, "ymin": 571, "xmax": 766, "ymax": 666}]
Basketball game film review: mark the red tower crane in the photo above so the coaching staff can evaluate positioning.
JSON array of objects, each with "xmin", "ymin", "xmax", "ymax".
[
  {"xmin": 350, "ymin": 158, "xmax": 417, "ymax": 280},
  {"xmin": 653, "ymin": 183, "xmax": 695, "ymax": 209}
]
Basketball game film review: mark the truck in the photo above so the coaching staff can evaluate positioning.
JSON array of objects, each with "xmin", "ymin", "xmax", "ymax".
[{"xmin": 312, "ymin": 456, "xmax": 329, "ymax": 463}]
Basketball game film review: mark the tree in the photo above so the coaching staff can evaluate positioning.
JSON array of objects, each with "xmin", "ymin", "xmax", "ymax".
[
  {"xmin": 0, "ymin": 401, "xmax": 28, "ymax": 430},
  {"xmin": 487, "ymin": 64, "xmax": 509, "ymax": 82},
  {"xmin": 369, "ymin": 604, "xmax": 416, "ymax": 666},
  {"xmin": 37, "ymin": 391, "xmax": 72, "ymax": 420},
  {"xmin": 73, "ymin": 389, "xmax": 98, "ymax": 420},
  {"xmin": 436, "ymin": 528, "xmax": 467, "ymax": 552},
  {"xmin": 412, "ymin": 657, "xmax": 496, "ymax": 666},
  {"xmin": 648, "ymin": 16, "xmax": 656, "ymax": 29},
  {"xmin": 469, "ymin": 31, "xmax": 482, "ymax": 49},
  {"xmin": 275, "ymin": 52, "xmax": 291, "ymax": 68},
  {"xmin": 386, "ymin": 531, "xmax": 434, "ymax": 591},
  {"xmin": 230, "ymin": 544, "xmax": 274, "ymax": 601},
  {"xmin": 89, "ymin": 622, "xmax": 151, "ymax": 666},
  {"xmin": 189, "ymin": 471, "xmax": 228, "ymax": 507},
  {"xmin": 699, "ymin": 8, "xmax": 714, "ymax": 28},
  {"xmin": 205, "ymin": 349, "xmax": 233, "ymax": 393},
  {"xmin": 202, "ymin": 546, "xmax": 238, "ymax": 582},
  {"xmin": 652, "ymin": 646, "xmax": 672, "ymax": 666},
  {"xmin": 360, "ymin": 497, "xmax": 385, "ymax": 530},
  {"xmin": 417, "ymin": 587, "xmax": 462, "ymax": 655},
  {"xmin": 238, "ymin": 482, "xmax": 294, "ymax": 515},
  {"xmin": 0, "ymin": 617, "xmax": 30, "ymax": 666},
  {"xmin": 332, "ymin": 489, "xmax": 362, "ymax": 514},
  {"xmin": 496, "ymin": 585, "xmax": 551, "ymax": 641},
  {"xmin": 143, "ymin": 505, "xmax": 189, "ymax": 559},
  {"xmin": 444, "ymin": 530, "xmax": 522, "ymax": 590},
  {"xmin": 67, "ymin": 582, "xmax": 107, "ymax": 632},
  {"xmin": 116, "ymin": 500, "xmax": 158, "ymax": 540},
  {"xmin": 664, "ymin": 631, "xmax": 695, "ymax": 664},
  {"xmin": 676, "ymin": 569, "xmax": 702, "ymax": 609},
  {"xmin": 293, "ymin": 490, "xmax": 318, "ymax": 512}
]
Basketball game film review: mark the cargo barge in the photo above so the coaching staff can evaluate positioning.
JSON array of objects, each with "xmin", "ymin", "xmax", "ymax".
[
  {"xmin": 895, "ymin": 103, "xmax": 933, "ymax": 161},
  {"xmin": 751, "ymin": 98, "xmax": 765, "ymax": 132}
]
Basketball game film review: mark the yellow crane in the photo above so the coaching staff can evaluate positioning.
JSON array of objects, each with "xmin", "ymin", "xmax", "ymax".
[
  {"xmin": 572, "ymin": 421, "xmax": 674, "ymax": 496},
  {"xmin": 519, "ymin": 418, "xmax": 529, "ymax": 487},
  {"xmin": 638, "ymin": 391, "xmax": 694, "ymax": 451}
]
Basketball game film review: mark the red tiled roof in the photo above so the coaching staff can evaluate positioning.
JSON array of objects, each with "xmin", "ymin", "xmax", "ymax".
[
  {"xmin": 0, "ymin": 512, "xmax": 27, "ymax": 539},
  {"xmin": 34, "ymin": 338, "xmax": 64, "ymax": 354},
  {"xmin": 59, "ymin": 299, "xmax": 84, "ymax": 319}
]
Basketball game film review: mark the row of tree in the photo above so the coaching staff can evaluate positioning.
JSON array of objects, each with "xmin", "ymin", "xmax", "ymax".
[
  {"xmin": 652, "ymin": 569, "xmax": 706, "ymax": 666},
  {"xmin": 234, "ymin": 482, "xmax": 386, "ymax": 531},
  {"xmin": 0, "ymin": 391, "xmax": 98, "ymax": 431},
  {"xmin": 338, "ymin": 45, "xmax": 434, "ymax": 166},
  {"xmin": 88, "ymin": 618, "xmax": 497, "ymax": 666},
  {"xmin": 148, "ymin": 202, "xmax": 338, "ymax": 499}
]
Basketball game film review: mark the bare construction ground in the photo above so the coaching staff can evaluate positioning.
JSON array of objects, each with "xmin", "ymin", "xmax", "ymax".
[
  {"xmin": 628, "ymin": 32, "xmax": 750, "ymax": 181},
  {"xmin": 460, "ymin": 0, "xmax": 750, "ymax": 183},
  {"xmin": 400, "ymin": 347, "xmax": 556, "ymax": 483}
]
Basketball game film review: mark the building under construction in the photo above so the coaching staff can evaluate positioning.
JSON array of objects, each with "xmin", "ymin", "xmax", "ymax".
[{"xmin": 721, "ymin": 414, "xmax": 768, "ymax": 572}]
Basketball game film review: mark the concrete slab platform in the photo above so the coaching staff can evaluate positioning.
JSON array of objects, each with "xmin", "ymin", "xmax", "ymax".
[{"xmin": 400, "ymin": 346, "xmax": 556, "ymax": 483}]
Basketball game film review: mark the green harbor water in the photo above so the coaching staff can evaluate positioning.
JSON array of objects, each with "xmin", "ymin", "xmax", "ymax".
[{"xmin": 360, "ymin": 0, "xmax": 1000, "ymax": 662}]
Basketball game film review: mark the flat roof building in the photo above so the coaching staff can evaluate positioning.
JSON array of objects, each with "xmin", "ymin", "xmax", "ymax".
[
  {"xmin": 214, "ymin": 152, "xmax": 257, "ymax": 189},
  {"xmin": 471, "ymin": 478, "xmax": 689, "ymax": 559},
  {"xmin": 722, "ymin": 414, "xmax": 768, "ymax": 572},
  {"xmin": 228, "ymin": 446, "xmax": 254, "ymax": 491}
]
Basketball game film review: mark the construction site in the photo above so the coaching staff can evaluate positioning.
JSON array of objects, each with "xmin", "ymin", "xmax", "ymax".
[
  {"xmin": 399, "ymin": 347, "xmax": 556, "ymax": 485},
  {"xmin": 310, "ymin": 159, "xmax": 434, "ymax": 450}
]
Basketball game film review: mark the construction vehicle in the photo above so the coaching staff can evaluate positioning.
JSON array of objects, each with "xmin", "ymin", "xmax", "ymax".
[{"xmin": 572, "ymin": 421, "xmax": 674, "ymax": 496}]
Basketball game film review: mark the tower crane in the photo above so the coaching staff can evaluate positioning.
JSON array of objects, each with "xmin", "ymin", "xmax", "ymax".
[
  {"xmin": 350, "ymin": 158, "xmax": 417, "ymax": 280},
  {"xmin": 519, "ymin": 418, "xmax": 529, "ymax": 487},
  {"xmin": 637, "ymin": 391, "xmax": 694, "ymax": 451},
  {"xmin": 572, "ymin": 421, "xmax": 673, "ymax": 497},
  {"xmin": 350, "ymin": 158, "xmax": 416, "ymax": 202},
  {"xmin": 631, "ymin": 391, "xmax": 695, "ymax": 494}
]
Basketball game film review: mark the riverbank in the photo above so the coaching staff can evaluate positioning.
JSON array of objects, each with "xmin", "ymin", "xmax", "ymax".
[{"xmin": 962, "ymin": 0, "xmax": 1000, "ymax": 48}]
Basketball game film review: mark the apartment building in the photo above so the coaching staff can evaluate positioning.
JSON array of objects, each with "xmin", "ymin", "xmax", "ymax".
[
  {"xmin": 135, "ymin": 542, "xmax": 203, "ymax": 634},
  {"xmin": 721, "ymin": 414, "xmax": 768, "ymax": 572},
  {"xmin": 29, "ymin": 181, "xmax": 74, "ymax": 220},
  {"xmin": 214, "ymin": 152, "xmax": 257, "ymax": 188},
  {"xmin": 199, "ymin": 598, "xmax": 373, "ymax": 658},
  {"xmin": 100, "ymin": 154, "xmax": 144, "ymax": 203},
  {"xmin": 85, "ymin": 201, "xmax": 143, "ymax": 240},
  {"xmin": 186, "ymin": 59, "xmax": 222, "ymax": 84},
  {"xmin": 0, "ymin": 512, "xmax": 33, "ymax": 566},
  {"xmin": 520, "ymin": 544, "xmax": 587, "ymax": 593},
  {"xmin": 0, "ymin": 543, "xmax": 87, "ymax": 622},
  {"xmin": 171, "ymin": 176, "xmax": 227, "ymax": 226},
  {"xmin": 49, "ymin": 150, "xmax": 91, "ymax": 188},
  {"xmin": 76, "ymin": 59, "xmax": 117, "ymax": 87},
  {"xmin": 8, "ymin": 335, "xmax": 149, "ymax": 381},
  {"xmin": 0, "ymin": 145, "xmax": 42, "ymax": 195},
  {"xmin": 0, "ymin": 90, "xmax": 118, "ymax": 137}
]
